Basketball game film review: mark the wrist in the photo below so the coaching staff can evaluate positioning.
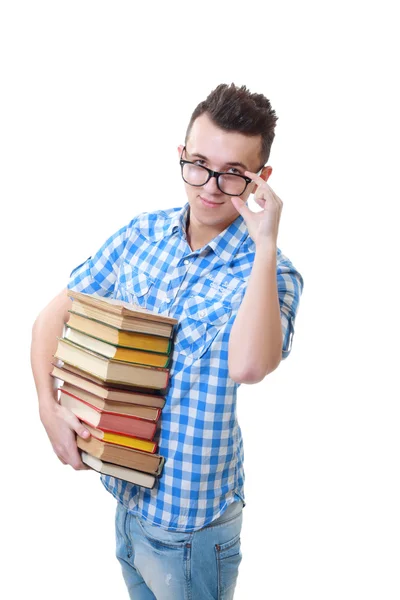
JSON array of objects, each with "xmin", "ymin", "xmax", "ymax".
[
  {"xmin": 38, "ymin": 391, "xmax": 59, "ymax": 419},
  {"xmin": 255, "ymin": 240, "xmax": 277, "ymax": 259}
]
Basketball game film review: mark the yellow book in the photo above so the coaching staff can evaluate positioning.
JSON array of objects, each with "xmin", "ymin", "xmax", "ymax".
[
  {"xmin": 84, "ymin": 423, "xmax": 158, "ymax": 453},
  {"xmin": 67, "ymin": 311, "xmax": 172, "ymax": 353},
  {"xmin": 65, "ymin": 327, "xmax": 171, "ymax": 368}
]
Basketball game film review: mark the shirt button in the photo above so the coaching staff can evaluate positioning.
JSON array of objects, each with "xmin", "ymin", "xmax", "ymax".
[
  {"xmin": 183, "ymin": 259, "xmax": 189, "ymax": 265},
  {"xmin": 165, "ymin": 298, "xmax": 172, "ymax": 303},
  {"xmin": 199, "ymin": 310, "xmax": 206, "ymax": 318}
]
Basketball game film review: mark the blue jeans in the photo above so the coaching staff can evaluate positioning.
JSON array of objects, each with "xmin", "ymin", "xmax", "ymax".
[{"xmin": 115, "ymin": 499, "xmax": 244, "ymax": 600}]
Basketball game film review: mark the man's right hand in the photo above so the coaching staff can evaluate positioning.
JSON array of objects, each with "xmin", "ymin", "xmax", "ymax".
[
  {"xmin": 40, "ymin": 394, "xmax": 91, "ymax": 470},
  {"xmin": 31, "ymin": 288, "xmax": 91, "ymax": 470}
]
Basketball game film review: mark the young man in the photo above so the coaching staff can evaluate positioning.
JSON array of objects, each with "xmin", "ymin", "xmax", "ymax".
[{"xmin": 31, "ymin": 83, "xmax": 304, "ymax": 600}]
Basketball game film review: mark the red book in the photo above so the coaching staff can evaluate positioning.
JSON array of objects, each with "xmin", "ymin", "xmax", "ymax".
[
  {"xmin": 51, "ymin": 362, "xmax": 167, "ymax": 404},
  {"xmin": 60, "ymin": 381, "xmax": 161, "ymax": 422},
  {"xmin": 82, "ymin": 422, "xmax": 158, "ymax": 453},
  {"xmin": 59, "ymin": 389, "xmax": 157, "ymax": 441}
]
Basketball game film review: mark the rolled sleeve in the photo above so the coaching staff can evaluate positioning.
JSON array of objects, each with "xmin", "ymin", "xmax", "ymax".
[
  {"xmin": 277, "ymin": 253, "xmax": 304, "ymax": 359},
  {"xmin": 67, "ymin": 218, "xmax": 136, "ymax": 298}
]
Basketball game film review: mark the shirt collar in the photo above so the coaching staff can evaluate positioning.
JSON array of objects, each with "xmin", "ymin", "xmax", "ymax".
[
  {"xmin": 150, "ymin": 205, "xmax": 187, "ymax": 241},
  {"xmin": 153, "ymin": 202, "xmax": 250, "ymax": 258},
  {"xmin": 206, "ymin": 212, "xmax": 250, "ymax": 260}
]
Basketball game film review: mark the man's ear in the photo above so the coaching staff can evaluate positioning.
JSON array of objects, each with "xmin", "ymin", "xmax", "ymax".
[
  {"xmin": 252, "ymin": 166, "xmax": 273, "ymax": 192},
  {"xmin": 260, "ymin": 166, "xmax": 273, "ymax": 182},
  {"xmin": 177, "ymin": 144, "xmax": 184, "ymax": 158}
]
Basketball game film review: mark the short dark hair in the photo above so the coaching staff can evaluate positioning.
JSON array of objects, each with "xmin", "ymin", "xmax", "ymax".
[{"xmin": 185, "ymin": 83, "xmax": 278, "ymax": 167}]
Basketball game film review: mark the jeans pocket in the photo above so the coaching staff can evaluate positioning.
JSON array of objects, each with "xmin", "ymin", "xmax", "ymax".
[
  {"xmin": 115, "ymin": 503, "xmax": 134, "ymax": 562},
  {"xmin": 115, "ymin": 502, "xmax": 127, "ymax": 539},
  {"xmin": 135, "ymin": 516, "xmax": 192, "ymax": 550},
  {"xmin": 215, "ymin": 532, "xmax": 242, "ymax": 600}
]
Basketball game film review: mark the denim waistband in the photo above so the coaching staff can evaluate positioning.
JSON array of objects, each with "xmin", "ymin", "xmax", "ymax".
[{"xmin": 206, "ymin": 497, "xmax": 244, "ymax": 528}]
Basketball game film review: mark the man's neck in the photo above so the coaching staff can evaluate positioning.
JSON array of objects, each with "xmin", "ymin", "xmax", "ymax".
[
  {"xmin": 186, "ymin": 222, "xmax": 222, "ymax": 252},
  {"xmin": 185, "ymin": 207, "xmax": 233, "ymax": 252}
]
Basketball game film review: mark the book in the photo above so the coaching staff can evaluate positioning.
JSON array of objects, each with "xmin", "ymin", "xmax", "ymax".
[
  {"xmin": 60, "ymin": 381, "xmax": 161, "ymax": 421},
  {"xmin": 54, "ymin": 338, "xmax": 170, "ymax": 389},
  {"xmin": 80, "ymin": 451, "xmax": 157, "ymax": 488},
  {"xmin": 76, "ymin": 435, "xmax": 165, "ymax": 475},
  {"xmin": 66, "ymin": 311, "xmax": 172, "ymax": 354},
  {"xmin": 59, "ymin": 390, "xmax": 157, "ymax": 440},
  {"xmin": 51, "ymin": 364, "xmax": 166, "ymax": 407},
  {"xmin": 67, "ymin": 290, "xmax": 177, "ymax": 338},
  {"xmin": 52, "ymin": 362, "xmax": 167, "ymax": 397},
  {"xmin": 64, "ymin": 326, "xmax": 171, "ymax": 368},
  {"xmin": 82, "ymin": 423, "xmax": 158, "ymax": 453}
]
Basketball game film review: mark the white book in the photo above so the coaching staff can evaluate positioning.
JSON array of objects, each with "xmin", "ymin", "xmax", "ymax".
[{"xmin": 80, "ymin": 451, "xmax": 156, "ymax": 488}]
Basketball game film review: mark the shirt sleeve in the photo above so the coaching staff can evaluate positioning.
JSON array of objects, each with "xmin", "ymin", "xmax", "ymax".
[
  {"xmin": 277, "ymin": 251, "xmax": 304, "ymax": 359},
  {"xmin": 67, "ymin": 218, "xmax": 136, "ymax": 297}
]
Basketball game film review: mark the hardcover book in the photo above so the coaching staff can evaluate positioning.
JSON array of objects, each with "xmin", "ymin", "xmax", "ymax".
[
  {"xmin": 54, "ymin": 338, "xmax": 170, "ymax": 389},
  {"xmin": 77, "ymin": 435, "xmax": 164, "ymax": 475},
  {"xmin": 59, "ymin": 390, "xmax": 157, "ymax": 440},
  {"xmin": 80, "ymin": 451, "xmax": 157, "ymax": 488},
  {"xmin": 67, "ymin": 290, "xmax": 177, "ymax": 338},
  {"xmin": 66, "ymin": 311, "xmax": 173, "ymax": 354},
  {"xmin": 65, "ymin": 326, "xmax": 171, "ymax": 368}
]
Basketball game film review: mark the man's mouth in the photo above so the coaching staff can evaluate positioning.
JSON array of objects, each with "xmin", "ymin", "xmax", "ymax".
[{"xmin": 199, "ymin": 196, "xmax": 223, "ymax": 207}]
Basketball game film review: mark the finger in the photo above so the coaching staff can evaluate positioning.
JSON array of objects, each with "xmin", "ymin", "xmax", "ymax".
[
  {"xmin": 55, "ymin": 440, "xmax": 88, "ymax": 470},
  {"xmin": 230, "ymin": 196, "xmax": 255, "ymax": 220},
  {"xmin": 62, "ymin": 409, "xmax": 91, "ymax": 440},
  {"xmin": 75, "ymin": 450, "xmax": 91, "ymax": 471},
  {"xmin": 75, "ymin": 461, "xmax": 91, "ymax": 471},
  {"xmin": 254, "ymin": 196, "xmax": 267, "ymax": 208},
  {"xmin": 244, "ymin": 170, "xmax": 267, "ymax": 187},
  {"xmin": 69, "ymin": 445, "xmax": 91, "ymax": 470},
  {"xmin": 255, "ymin": 196, "xmax": 282, "ymax": 211}
]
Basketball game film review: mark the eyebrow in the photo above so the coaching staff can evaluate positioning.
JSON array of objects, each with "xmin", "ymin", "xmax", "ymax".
[{"xmin": 189, "ymin": 151, "xmax": 249, "ymax": 171}]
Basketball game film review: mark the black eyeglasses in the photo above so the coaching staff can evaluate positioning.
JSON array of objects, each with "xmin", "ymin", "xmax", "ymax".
[{"xmin": 180, "ymin": 146, "xmax": 256, "ymax": 197}]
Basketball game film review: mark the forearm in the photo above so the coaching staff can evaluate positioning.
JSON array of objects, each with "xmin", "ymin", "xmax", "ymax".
[
  {"xmin": 31, "ymin": 290, "xmax": 90, "ymax": 469},
  {"xmin": 31, "ymin": 290, "xmax": 71, "ymax": 414},
  {"xmin": 31, "ymin": 316, "xmax": 61, "ymax": 410},
  {"xmin": 228, "ymin": 242, "xmax": 282, "ymax": 383}
]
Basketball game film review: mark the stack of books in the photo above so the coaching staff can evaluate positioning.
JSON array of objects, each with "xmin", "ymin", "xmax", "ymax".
[{"xmin": 51, "ymin": 290, "xmax": 178, "ymax": 489}]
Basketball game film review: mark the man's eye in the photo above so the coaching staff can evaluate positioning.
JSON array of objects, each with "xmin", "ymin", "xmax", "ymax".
[
  {"xmin": 229, "ymin": 167, "xmax": 241, "ymax": 175},
  {"xmin": 194, "ymin": 159, "xmax": 205, "ymax": 166}
]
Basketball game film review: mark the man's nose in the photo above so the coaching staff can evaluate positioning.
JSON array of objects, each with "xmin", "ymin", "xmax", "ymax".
[{"xmin": 202, "ymin": 174, "xmax": 221, "ymax": 195}]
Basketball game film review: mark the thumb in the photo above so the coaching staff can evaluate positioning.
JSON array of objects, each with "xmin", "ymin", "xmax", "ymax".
[
  {"xmin": 68, "ymin": 413, "xmax": 91, "ymax": 440},
  {"xmin": 76, "ymin": 424, "xmax": 91, "ymax": 440},
  {"xmin": 231, "ymin": 196, "xmax": 252, "ymax": 220}
]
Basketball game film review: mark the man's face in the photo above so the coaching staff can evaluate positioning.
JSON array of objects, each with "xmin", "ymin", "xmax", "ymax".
[{"xmin": 178, "ymin": 113, "xmax": 272, "ymax": 237}]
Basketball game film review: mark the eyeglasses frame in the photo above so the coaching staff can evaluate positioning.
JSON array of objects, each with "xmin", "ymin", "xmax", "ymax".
[{"xmin": 179, "ymin": 146, "xmax": 262, "ymax": 197}]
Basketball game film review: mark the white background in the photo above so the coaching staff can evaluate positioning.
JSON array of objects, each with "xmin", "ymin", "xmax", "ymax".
[{"xmin": 1, "ymin": 1, "xmax": 399, "ymax": 598}]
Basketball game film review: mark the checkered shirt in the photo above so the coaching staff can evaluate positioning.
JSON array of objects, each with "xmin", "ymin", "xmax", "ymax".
[{"xmin": 67, "ymin": 202, "xmax": 304, "ymax": 531}]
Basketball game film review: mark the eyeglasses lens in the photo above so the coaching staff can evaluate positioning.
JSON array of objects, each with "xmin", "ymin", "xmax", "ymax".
[{"xmin": 182, "ymin": 163, "xmax": 247, "ymax": 196}]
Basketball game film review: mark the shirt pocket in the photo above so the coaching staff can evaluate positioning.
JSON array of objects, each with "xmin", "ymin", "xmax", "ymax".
[
  {"xmin": 116, "ymin": 261, "xmax": 154, "ymax": 309},
  {"xmin": 174, "ymin": 295, "xmax": 232, "ymax": 361}
]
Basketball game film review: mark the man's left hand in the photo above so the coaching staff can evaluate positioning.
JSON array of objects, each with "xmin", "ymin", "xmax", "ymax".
[{"xmin": 230, "ymin": 171, "xmax": 283, "ymax": 247}]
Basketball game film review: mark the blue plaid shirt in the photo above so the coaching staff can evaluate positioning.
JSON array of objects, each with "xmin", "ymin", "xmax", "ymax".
[{"xmin": 67, "ymin": 202, "xmax": 304, "ymax": 531}]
